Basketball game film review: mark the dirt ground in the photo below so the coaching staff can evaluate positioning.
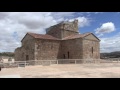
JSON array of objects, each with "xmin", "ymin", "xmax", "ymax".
[{"xmin": 0, "ymin": 63, "xmax": 120, "ymax": 78}]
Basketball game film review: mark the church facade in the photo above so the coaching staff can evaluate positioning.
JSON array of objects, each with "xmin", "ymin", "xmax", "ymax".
[{"xmin": 15, "ymin": 20, "xmax": 100, "ymax": 61}]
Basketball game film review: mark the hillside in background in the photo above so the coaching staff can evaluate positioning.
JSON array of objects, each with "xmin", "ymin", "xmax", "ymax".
[
  {"xmin": 0, "ymin": 52, "xmax": 14, "ymax": 57},
  {"xmin": 0, "ymin": 51, "xmax": 120, "ymax": 59},
  {"xmin": 100, "ymin": 51, "xmax": 120, "ymax": 59}
]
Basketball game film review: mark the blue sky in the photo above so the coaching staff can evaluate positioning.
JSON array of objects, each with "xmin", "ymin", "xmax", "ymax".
[{"xmin": 0, "ymin": 12, "xmax": 120, "ymax": 53}]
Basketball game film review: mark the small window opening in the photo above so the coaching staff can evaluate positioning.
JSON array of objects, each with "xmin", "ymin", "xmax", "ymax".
[{"xmin": 68, "ymin": 52, "xmax": 69, "ymax": 59}]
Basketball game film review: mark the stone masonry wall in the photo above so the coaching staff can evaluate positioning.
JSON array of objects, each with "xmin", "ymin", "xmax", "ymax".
[
  {"xmin": 15, "ymin": 34, "xmax": 35, "ymax": 61},
  {"xmin": 62, "ymin": 30, "xmax": 79, "ymax": 38},
  {"xmin": 15, "ymin": 33, "xmax": 100, "ymax": 62},
  {"xmin": 59, "ymin": 38, "xmax": 83, "ymax": 59},
  {"xmin": 46, "ymin": 20, "xmax": 79, "ymax": 39},
  {"xmin": 22, "ymin": 39, "xmax": 35, "ymax": 60},
  {"xmin": 46, "ymin": 25, "xmax": 62, "ymax": 39},
  {"xmin": 82, "ymin": 39, "xmax": 100, "ymax": 59},
  {"xmin": 34, "ymin": 39, "xmax": 61, "ymax": 60},
  {"xmin": 82, "ymin": 34, "xmax": 100, "ymax": 59},
  {"xmin": 22, "ymin": 34, "xmax": 33, "ymax": 46},
  {"xmin": 62, "ymin": 20, "xmax": 78, "ymax": 32},
  {"xmin": 15, "ymin": 47, "xmax": 23, "ymax": 61}
]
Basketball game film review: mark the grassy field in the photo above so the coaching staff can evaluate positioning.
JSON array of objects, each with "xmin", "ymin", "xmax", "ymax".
[{"xmin": 0, "ymin": 63, "xmax": 120, "ymax": 78}]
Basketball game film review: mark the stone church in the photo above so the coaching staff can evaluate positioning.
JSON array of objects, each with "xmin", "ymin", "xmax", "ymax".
[{"xmin": 15, "ymin": 20, "xmax": 100, "ymax": 61}]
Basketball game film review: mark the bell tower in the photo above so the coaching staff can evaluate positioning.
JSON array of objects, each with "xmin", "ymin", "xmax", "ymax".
[{"xmin": 46, "ymin": 19, "xmax": 79, "ymax": 39}]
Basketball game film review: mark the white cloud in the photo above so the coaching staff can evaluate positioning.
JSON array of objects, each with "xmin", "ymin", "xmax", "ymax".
[
  {"xmin": 0, "ymin": 12, "xmax": 10, "ymax": 19},
  {"xmin": 79, "ymin": 12, "xmax": 103, "ymax": 14},
  {"xmin": 69, "ymin": 17, "xmax": 91, "ymax": 27},
  {"xmin": 95, "ymin": 22, "xmax": 117, "ymax": 53},
  {"xmin": 0, "ymin": 12, "xmax": 57, "ymax": 52},
  {"xmin": 97, "ymin": 34, "xmax": 104, "ymax": 38},
  {"xmin": 94, "ymin": 12, "xmax": 103, "ymax": 14},
  {"xmin": 52, "ymin": 12, "xmax": 75, "ymax": 19},
  {"xmin": 77, "ymin": 17, "xmax": 90, "ymax": 27},
  {"xmin": 0, "ymin": 12, "xmax": 92, "ymax": 52},
  {"xmin": 1, "ymin": 12, "xmax": 118, "ymax": 53},
  {"xmin": 95, "ymin": 22, "xmax": 116, "ymax": 35},
  {"xmin": 100, "ymin": 32, "xmax": 120, "ymax": 53}
]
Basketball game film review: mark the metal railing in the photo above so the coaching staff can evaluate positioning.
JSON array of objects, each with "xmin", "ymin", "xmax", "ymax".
[{"xmin": 1, "ymin": 59, "xmax": 120, "ymax": 68}]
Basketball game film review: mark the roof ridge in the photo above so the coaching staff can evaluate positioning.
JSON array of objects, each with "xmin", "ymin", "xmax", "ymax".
[
  {"xmin": 63, "ymin": 32, "xmax": 93, "ymax": 40},
  {"xmin": 27, "ymin": 32, "xmax": 44, "ymax": 35},
  {"xmin": 82, "ymin": 32, "xmax": 92, "ymax": 34},
  {"xmin": 26, "ymin": 32, "xmax": 60, "ymax": 40}
]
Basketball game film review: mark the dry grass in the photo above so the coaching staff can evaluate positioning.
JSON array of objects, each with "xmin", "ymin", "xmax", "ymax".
[{"xmin": 0, "ymin": 63, "xmax": 120, "ymax": 78}]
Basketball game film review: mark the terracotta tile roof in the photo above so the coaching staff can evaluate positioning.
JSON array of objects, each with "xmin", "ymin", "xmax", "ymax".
[
  {"xmin": 27, "ymin": 32, "xmax": 60, "ymax": 40},
  {"xmin": 22, "ymin": 32, "xmax": 99, "ymax": 41},
  {"xmin": 63, "ymin": 32, "xmax": 92, "ymax": 40}
]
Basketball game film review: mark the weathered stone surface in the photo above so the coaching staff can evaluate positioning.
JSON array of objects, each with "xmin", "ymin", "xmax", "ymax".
[
  {"xmin": 59, "ymin": 39, "xmax": 83, "ymax": 59},
  {"xmin": 15, "ymin": 35, "xmax": 35, "ymax": 61},
  {"xmin": 46, "ymin": 20, "xmax": 79, "ymax": 39},
  {"xmin": 35, "ymin": 39, "xmax": 60, "ymax": 60},
  {"xmin": 82, "ymin": 39, "xmax": 100, "ymax": 59},
  {"xmin": 15, "ymin": 19, "xmax": 100, "ymax": 62}
]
